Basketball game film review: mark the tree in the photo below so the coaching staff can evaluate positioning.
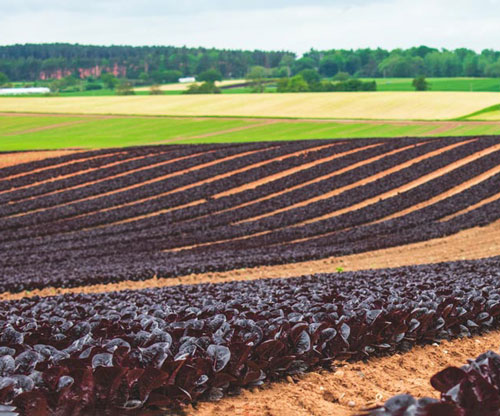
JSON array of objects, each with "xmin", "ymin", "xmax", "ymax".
[
  {"xmin": 184, "ymin": 81, "xmax": 221, "ymax": 94},
  {"xmin": 115, "ymin": 80, "xmax": 135, "ymax": 95},
  {"xmin": 412, "ymin": 76, "xmax": 429, "ymax": 91},
  {"xmin": 298, "ymin": 69, "xmax": 320, "ymax": 85},
  {"xmin": 197, "ymin": 69, "xmax": 222, "ymax": 83},
  {"xmin": 319, "ymin": 55, "xmax": 340, "ymax": 77},
  {"xmin": 246, "ymin": 66, "xmax": 268, "ymax": 92},
  {"xmin": 332, "ymin": 72, "xmax": 350, "ymax": 81},
  {"xmin": 291, "ymin": 57, "xmax": 315, "ymax": 75},
  {"xmin": 101, "ymin": 73, "xmax": 118, "ymax": 89},
  {"xmin": 149, "ymin": 85, "xmax": 163, "ymax": 95}
]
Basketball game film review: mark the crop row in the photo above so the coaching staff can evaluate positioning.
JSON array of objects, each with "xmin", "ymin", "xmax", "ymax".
[
  {"xmin": 5, "ymin": 184, "xmax": 496, "ymax": 294},
  {"xmin": 0, "ymin": 138, "xmax": 392, "ymax": 250},
  {"xmin": 1, "ymin": 137, "xmax": 500, "ymax": 291},
  {"xmin": 0, "ymin": 137, "xmax": 474, "ymax": 248},
  {"xmin": 0, "ymin": 257, "xmax": 499, "ymax": 415},
  {"xmin": 0, "ymin": 141, "xmax": 281, "ymax": 231},
  {"xmin": 0, "ymin": 140, "xmax": 284, "ymax": 211},
  {"xmin": 0, "ymin": 147, "xmax": 125, "ymax": 180},
  {"xmin": 0, "ymin": 138, "xmax": 496, "ymax": 264}
]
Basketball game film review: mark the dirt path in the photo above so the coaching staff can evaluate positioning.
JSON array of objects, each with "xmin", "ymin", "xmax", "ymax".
[
  {"xmin": 1, "ymin": 218, "xmax": 499, "ymax": 302},
  {"xmin": 191, "ymin": 330, "xmax": 500, "ymax": 416}
]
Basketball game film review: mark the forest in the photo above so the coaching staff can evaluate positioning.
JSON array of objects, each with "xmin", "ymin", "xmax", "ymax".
[{"xmin": 1, "ymin": 43, "xmax": 500, "ymax": 81}]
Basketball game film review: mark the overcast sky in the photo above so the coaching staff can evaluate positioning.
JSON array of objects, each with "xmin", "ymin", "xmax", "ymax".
[{"xmin": 2, "ymin": 0, "xmax": 500, "ymax": 54}]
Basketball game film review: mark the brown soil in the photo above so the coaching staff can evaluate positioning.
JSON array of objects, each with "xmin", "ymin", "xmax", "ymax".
[
  {"xmin": 2, "ymin": 218, "xmax": 499, "ymax": 302},
  {"xmin": 0, "ymin": 150, "xmax": 79, "ymax": 170},
  {"xmin": 191, "ymin": 330, "xmax": 500, "ymax": 416}
]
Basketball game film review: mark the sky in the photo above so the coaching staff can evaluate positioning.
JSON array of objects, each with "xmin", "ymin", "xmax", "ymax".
[{"xmin": 2, "ymin": 0, "xmax": 500, "ymax": 54}]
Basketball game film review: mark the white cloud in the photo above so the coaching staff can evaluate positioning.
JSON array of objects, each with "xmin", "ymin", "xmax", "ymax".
[{"xmin": 1, "ymin": 0, "xmax": 500, "ymax": 53}]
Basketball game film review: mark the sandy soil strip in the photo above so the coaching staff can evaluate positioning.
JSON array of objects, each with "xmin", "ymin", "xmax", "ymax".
[
  {"xmin": 191, "ymin": 330, "xmax": 500, "ymax": 416},
  {"xmin": 0, "ymin": 150, "xmax": 79, "ymax": 170},
  {"xmin": 1, "ymin": 218, "xmax": 499, "ymax": 302}
]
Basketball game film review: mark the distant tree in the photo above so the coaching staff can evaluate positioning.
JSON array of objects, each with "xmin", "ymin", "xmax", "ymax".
[
  {"xmin": 101, "ymin": 73, "xmax": 118, "ymax": 89},
  {"xmin": 246, "ymin": 66, "xmax": 268, "ymax": 92},
  {"xmin": 292, "ymin": 57, "xmax": 316, "ymax": 74},
  {"xmin": 85, "ymin": 83, "xmax": 102, "ymax": 91},
  {"xmin": 288, "ymin": 75, "xmax": 309, "ymax": 92},
  {"xmin": 197, "ymin": 69, "xmax": 222, "ymax": 83},
  {"xmin": 184, "ymin": 81, "xmax": 221, "ymax": 94},
  {"xmin": 150, "ymin": 69, "xmax": 182, "ymax": 84},
  {"xmin": 332, "ymin": 71, "xmax": 350, "ymax": 81},
  {"xmin": 485, "ymin": 61, "xmax": 500, "ymax": 77},
  {"xmin": 115, "ymin": 80, "xmax": 135, "ymax": 95},
  {"xmin": 163, "ymin": 70, "xmax": 183, "ymax": 83},
  {"xmin": 149, "ymin": 84, "xmax": 163, "ymax": 95},
  {"xmin": 319, "ymin": 55, "xmax": 340, "ymax": 77},
  {"xmin": 298, "ymin": 69, "xmax": 320, "ymax": 85},
  {"xmin": 412, "ymin": 76, "xmax": 429, "ymax": 91}
]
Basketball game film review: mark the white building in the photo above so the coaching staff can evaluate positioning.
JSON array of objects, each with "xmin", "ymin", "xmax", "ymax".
[
  {"xmin": 178, "ymin": 77, "xmax": 196, "ymax": 84},
  {"xmin": 0, "ymin": 87, "xmax": 50, "ymax": 95}
]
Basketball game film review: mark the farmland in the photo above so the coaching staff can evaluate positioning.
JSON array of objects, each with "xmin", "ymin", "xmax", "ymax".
[
  {"xmin": 5, "ymin": 113, "xmax": 500, "ymax": 151},
  {"xmin": 363, "ymin": 77, "xmax": 500, "ymax": 92},
  {"xmin": 1, "ymin": 99, "xmax": 500, "ymax": 416},
  {"xmin": 0, "ymin": 133, "xmax": 500, "ymax": 416},
  {"xmin": 2, "ymin": 91, "xmax": 500, "ymax": 120}
]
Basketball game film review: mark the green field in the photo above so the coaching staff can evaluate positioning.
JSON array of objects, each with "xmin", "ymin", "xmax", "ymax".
[
  {"xmin": 361, "ymin": 77, "xmax": 500, "ymax": 92},
  {"xmin": 2, "ymin": 114, "xmax": 500, "ymax": 151}
]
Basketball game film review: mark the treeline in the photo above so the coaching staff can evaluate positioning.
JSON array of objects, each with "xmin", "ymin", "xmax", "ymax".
[
  {"xmin": 0, "ymin": 44, "xmax": 292, "ymax": 81},
  {"xmin": 2, "ymin": 44, "xmax": 500, "ymax": 81}
]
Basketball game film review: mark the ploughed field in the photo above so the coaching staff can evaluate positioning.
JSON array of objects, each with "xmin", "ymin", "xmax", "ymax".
[
  {"xmin": 1, "ymin": 136, "xmax": 500, "ymax": 415},
  {"xmin": 2, "ymin": 136, "xmax": 500, "ymax": 293}
]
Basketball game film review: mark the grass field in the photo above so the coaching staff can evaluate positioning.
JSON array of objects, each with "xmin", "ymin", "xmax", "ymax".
[
  {"xmin": 2, "ymin": 114, "xmax": 500, "ymax": 151},
  {"xmin": 362, "ymin": 77, "xmax": 500, "ymax": 92},
  {"xmin": 1, "ymin": 91, "xmax": 500, "ymax": 120}
]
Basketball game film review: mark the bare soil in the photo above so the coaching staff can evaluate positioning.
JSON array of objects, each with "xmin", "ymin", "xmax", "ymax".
[
  {"xmin": 0, "ymin": 150, "xmax": 78, "ymax": 170},
  {"xmin": 191, "ymin": 330, "xmax": 500, "ymax": 416}
]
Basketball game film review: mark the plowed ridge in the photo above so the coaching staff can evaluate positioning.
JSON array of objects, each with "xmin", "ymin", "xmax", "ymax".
[{"xmin": 1, "ymin": 135, "xmax": 500, "ymax": 293}]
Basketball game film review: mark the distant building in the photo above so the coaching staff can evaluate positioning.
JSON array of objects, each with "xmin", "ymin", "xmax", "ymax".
[
  {"xmin": 0, "ymin": 87, "xmax": 50, "ymax": 95},
  {"xmin": 178, "ymin": 77, "xmax": 196, "ymax": 83}
]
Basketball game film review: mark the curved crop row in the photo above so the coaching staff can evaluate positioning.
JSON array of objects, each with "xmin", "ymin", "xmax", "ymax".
[
  {"xmin": 0, "ymin": 257, "xmax": 499, "ymax": 415},
  {"xmin": 1, "ymin": 136, "xmax": 500, "ymax": 292}
]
